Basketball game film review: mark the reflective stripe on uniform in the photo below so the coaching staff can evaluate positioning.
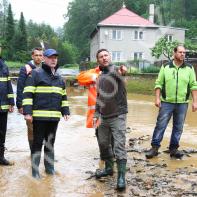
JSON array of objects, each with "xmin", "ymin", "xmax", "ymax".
[
  {"xmin": 23, "ymin": 86, "xmax": 36, "ymax": 93},
  {"xmin": 0, "ymin": 105, "xmax": 9, "ymax": 110},
  {"xmin": 62, "ymin": 89, "xmax": 67, "ymax": 96},
  {"xmin": 88, "ymin": 105, "xmax": 95, "ymax": 110},
  {"xmin": 61, "ymin": 100, "xmax": 69, "ymax": 107},
  {"xmin": 7, "ymin": 94, "xmax": 14, "ymax": 98},
  {"xmin": 34, "ymin": 86, "xmax": 64, "ymax": 95},
  {"xmin": 0, "ymin": 77, "xmax": 8, "ymax": 82},
  {"xmin": 22, "ymin": 98, "xmax": 33, "ymax": 105},
  {"xmin": 33, "ymin": 110, "xmax": 61, "ymax": 118}
]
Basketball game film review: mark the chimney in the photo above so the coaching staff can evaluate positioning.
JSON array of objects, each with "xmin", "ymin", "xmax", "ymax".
[{"xmin": 149, "ymin": 4, "xmax": 154, "ymax": 23}]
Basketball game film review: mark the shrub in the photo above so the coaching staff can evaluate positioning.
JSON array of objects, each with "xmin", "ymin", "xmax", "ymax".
[{"xmin": 141, "ymin": 66, "xmax": 160, "ymax": 73}]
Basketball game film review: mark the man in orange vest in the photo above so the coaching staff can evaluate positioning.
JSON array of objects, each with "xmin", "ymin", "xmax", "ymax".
[
  {"xmin": 77, "ymin": 66, "xmax": 104, "ymax": 162},
  {"xmin": 77, "ymin": 66, "xmax": 100, "ymax": 127}
]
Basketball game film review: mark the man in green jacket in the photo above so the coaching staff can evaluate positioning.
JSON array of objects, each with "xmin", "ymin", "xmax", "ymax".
[{"xmin": 146, "ymin": 45, "xmax": 197, "ymax": 159}]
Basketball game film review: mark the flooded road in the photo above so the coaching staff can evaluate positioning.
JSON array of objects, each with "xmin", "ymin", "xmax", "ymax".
[{"xmin": 0, "ymin": 86, "xmax": 197, "ymax": 196}]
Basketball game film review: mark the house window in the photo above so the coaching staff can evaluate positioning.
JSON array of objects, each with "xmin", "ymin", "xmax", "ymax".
[
  {"xmin": 134, "ymin": 52, "xmax": 143, "ymax": 60},
  {"xmin": 112, "ymin": 51, "xmax": 122, "ymax": 61},
  {"xmin": 134, "ymin": 30, "xmax": 144, "ymax": 40},
  {"xmin": 112, "ymin": 30, "xmax": 122, "ymax": 40},
  {"xmin": 166, "ymin": 34, "xmax": 173, "ymax": 42}
]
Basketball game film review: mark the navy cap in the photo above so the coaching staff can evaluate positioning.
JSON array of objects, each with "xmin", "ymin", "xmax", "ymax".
[{"xmin": 43, "ymin": 49, "xmax": 58, "ymax": 57}]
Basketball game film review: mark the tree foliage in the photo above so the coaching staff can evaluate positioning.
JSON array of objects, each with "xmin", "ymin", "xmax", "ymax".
[
  {"xmin": 151, "ymin": 36, "xmax": 180, "ymax": 61},
  {"xmin": 4, "ymin": 3, "xmax": 15, "ymax": 59},
  {"xmin": 0, "ymin": 2, "xmax": 78, "ymax": 64}
]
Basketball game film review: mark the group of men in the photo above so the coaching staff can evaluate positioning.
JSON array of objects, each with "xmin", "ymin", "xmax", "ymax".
[
  {"xmin": 0, "ymin": 47, "xmax": 70, "ymax": 180},
  {"xmin": 0, "ymin": 45, "xmax": 196, "ymax": 191},
  {"xmin": 77, "ymin": 45, "xmax": 197, "ymax": 191}
]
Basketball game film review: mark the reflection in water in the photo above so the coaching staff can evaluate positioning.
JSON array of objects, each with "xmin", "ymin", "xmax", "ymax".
[{"xmin": 0, "ymin": 85, "xmax": 197, "ymax": 196}]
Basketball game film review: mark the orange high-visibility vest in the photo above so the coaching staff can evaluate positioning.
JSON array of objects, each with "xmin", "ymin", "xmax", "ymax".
[{"xmin": 77, "ymin": 67, "xmax": 100, "ymax": 128}]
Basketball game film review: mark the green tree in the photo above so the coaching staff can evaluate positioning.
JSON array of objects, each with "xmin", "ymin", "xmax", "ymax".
[
  {"xmin": 57, "ymin": 41, "xmax": 79, "ymax": 65},
  {"xmin": 4, "ymin": 3, "xmax": 15, "ymax": 59},
  {"xmin": 26, "ymin": 20, "xmax": 56, "ymax": 50},
  {"xmin": 13, "ymin": 12, "xmax": 28, "ymax": 62},
  {"xmin": 15, "ymin": 12, "xmax": 27, "ymax": 51},
  {"xmin": 0, "ymin": 0, "xmax": 8, "ymax": 42},
  {"xmin": 151, "ymin": 36, "xmax": 180, "ymax": 61}
]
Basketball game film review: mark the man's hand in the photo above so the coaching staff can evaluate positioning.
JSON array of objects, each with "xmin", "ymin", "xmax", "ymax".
[
  {"xmin": 18, "ymin": 107, "xmax": 23, "ymax": 114},
  {"xmin": 93, "ymin": 117, "xmax": 100, "ymax": 128},
  {"xmin": 8, "ymin": 105, "xmax": 14, "ymax": 113},
  {"xmin": 118, "ymin": 65, "xmax": 127, "ymax": 76},
  {"xmin": 24, "ymin": 114, "xmax": 33, "ymax": 123},
  {"xmin": 64, "ymin": 115, "xmax": 70, "ymax": 121},
  {"xmin": 155, "ymin": 97, "xmax": 161, "ymax": 108},
  {"xmin": 192, "ymin": 102, "xmax": 197, "ymax": 112}
]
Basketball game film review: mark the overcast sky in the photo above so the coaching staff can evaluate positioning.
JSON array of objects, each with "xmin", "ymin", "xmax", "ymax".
[{"xmin": 9, "ymin": 0, "xmax": 72, "ymax": 28}]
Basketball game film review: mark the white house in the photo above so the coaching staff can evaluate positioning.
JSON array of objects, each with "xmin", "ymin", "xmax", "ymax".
[{"xmin": 90, "ymin": 4, "xmax": 185, "ymax": 64}]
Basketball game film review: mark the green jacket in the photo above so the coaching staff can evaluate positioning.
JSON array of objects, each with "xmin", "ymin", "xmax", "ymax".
[{"xmin": 155, "ymin": 61, "xmax": 197, "ymax": 103}]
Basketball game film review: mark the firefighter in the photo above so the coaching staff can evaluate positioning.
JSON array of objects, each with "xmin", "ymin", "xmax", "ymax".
[
  {"xmin": 16, "ymin": 47, "xmax": 43, "ymax": 152},
  {"xmin": 23, "ymin": 49, "xmax": 70, "ymax": 179},
  {"xmin": 0, "ymin": 54, "xmax": 14, "ymax": 165}
]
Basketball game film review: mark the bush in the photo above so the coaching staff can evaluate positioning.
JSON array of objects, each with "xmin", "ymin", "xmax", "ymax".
[
  {"xmin": 5, "ymin": 61, "xmax": 23, "ymax": 68},
  {"xmin": 62, "ymin": 64, "xmax": 79, "ymax": 70},
  {"xmin": 79, "ymin": 61, "xmax": 97, "ymax": 71},
  {"xmin": 141, "ymin": 66, "xmax": 160, "ymax": 73}
]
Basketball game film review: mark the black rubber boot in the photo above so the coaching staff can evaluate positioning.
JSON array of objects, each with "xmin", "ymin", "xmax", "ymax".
[
  {"xmin": 170, "ymin": 148, "xmax": 183, "ymax": 159},
  {"xmin": 95, "ymin": 159, "xmax": 114, "ymax": 179},
  {"xmin": 44, "ymin": 151, "xmax": 55, "ymax": 175},
  {"xmin": 117, "ymin": 159, "xmax": 127, "ymax": 191},
  {"xmin": 145, "ymin": 146, "xmax": 159, "ymax": 159},
  {"xmin": 0, "ymin": 147, "xmax": 12, "ymax": 166},
  {"xmin": 31, "ymin": 152, "xmax": 41, "ymax": 179}
]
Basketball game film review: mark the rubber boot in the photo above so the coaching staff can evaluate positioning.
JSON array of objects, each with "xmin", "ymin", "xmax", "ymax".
[
  {"xmin": 44, "ymin": 150, "xmax": 55, "ymax": 175},
  {"xmin": 95, "ymin": 159, "xmax": 114, "ymax": 179},
  {"xmin": 170, "ymin": 148, "xmax": 183, "ymax": 159},
  {"xmin": 0, "ymin": 146, "xmax": 12, "ymax": 166},
  {"xmin": 117, "ymin": 159, "xmax": 127, "ymax": 191},
  {"xmin": 31, "ymin": 152, "xmax": 41, "ymax": 179},
  {"xmin": 145, "ymin": 146, "xmax": 159, "ymax": 159}
]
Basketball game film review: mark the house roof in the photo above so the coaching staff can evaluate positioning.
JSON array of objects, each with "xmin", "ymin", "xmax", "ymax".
[{"xmin": 98, "ymin": 7, "xmax": 157, "ymax": 27}]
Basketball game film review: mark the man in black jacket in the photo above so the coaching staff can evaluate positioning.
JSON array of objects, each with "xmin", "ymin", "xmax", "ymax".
[
  {"xmin": 23, "ymin": 49, "xmax": 70, "ymax": 179},
  {"xmin": 16, "ymin": 47, "xmax": 43, "ymax": 151},
  {"xmin": 0, "ymin": 55, "xmax": 14, "ymax": 165},
  {"xmin": 93, "ymin": 49, "xmax": 128, "ymax": 191}
]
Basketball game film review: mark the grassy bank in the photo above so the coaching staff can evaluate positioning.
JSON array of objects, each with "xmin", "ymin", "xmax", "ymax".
[
  {"xmin": 6, "ymin": 61, "xmax": 23, "ymax": 69},
  {"xmin": 126, "ymin": 77, "xmax": 155, "ymax": 95}
]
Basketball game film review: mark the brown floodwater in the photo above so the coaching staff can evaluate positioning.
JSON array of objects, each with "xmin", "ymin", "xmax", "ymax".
[{"xmin": 0, "ymin": 86, "xmax": 196, "ymax": 196}]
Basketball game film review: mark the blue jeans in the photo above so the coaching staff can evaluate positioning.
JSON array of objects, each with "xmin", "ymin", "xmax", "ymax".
[{"xmin": 151, "ymin": 102, "xmax": 188, "ymax": 150}]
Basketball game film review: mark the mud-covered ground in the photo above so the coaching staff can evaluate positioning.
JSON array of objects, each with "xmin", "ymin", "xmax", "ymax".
[{"xmin": 85, "ymin": 129, "xmax": 197, "ymax": 197}]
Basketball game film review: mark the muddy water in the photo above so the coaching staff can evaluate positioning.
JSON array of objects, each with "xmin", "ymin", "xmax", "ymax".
[{"xmin": 0, "ymin": 86, "xmax": 197, "ymax": 197}]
